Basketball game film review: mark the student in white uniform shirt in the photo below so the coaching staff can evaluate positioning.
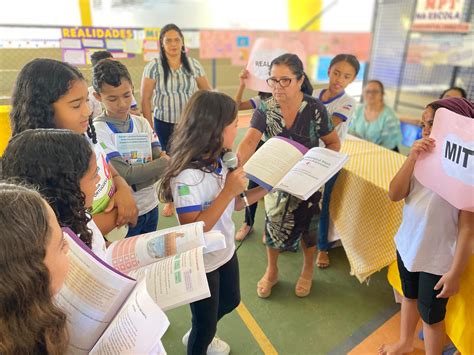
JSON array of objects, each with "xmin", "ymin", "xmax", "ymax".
[
  {"xmin": 89, "ymin": 50, "xmax": 140, "ymax": 119},
  {"xmin": 92, "ymin": 59, "xmax": 169, "ymax": 238},
  {"xmin": 313, "ymin": 54, "xmax": 359, "ymax": 269},
  {"xmin": 2, "ymin": 129, "xmax": 108, "ymax": 259},
  {"xmin": 381, "ymin": 97, "xmax": 474, "ymax": 355},
  {"xmin": 9, "ymin": 58, "xmax": 139, "ymax": 237},
  {"xmin": 159, "ymin": 91, "xmax": 267, "ymax": 355}
]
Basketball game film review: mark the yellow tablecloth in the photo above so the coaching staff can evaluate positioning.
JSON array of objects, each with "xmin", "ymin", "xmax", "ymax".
[
  {"xmin": 0, "ymin": 105, "xmax": 12, "ymax": 155},
  {"xmin": 329, "ymin": 137, "xmax": 406, "ymax": 282}
]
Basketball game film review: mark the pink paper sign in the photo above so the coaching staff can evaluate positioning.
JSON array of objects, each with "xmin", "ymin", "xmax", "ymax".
[
  {"xmin": 245, "ymin": 38, "xmax": 307, "ymax": 93},
  {"xmin": 414, "ymin": 108, "xmax": 474, "ymax": 211}
]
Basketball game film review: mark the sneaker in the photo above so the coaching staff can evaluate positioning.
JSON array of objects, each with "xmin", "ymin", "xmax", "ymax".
[{"xmin": 182, "ymin": 329, "xmax": 230, "ymax": 355}]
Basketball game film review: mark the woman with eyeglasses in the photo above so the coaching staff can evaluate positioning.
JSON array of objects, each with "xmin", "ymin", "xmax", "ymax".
[
  {"xmin": 141, "ymin": 23, "xmax": 211, "ymax": 217},
  {"xmin": 238, "ymin": 53, "xmax": 340, "ymax": 299},
  {"xmin": 349, "ymin": 80, "xmax": 402, "ymax": 151}
]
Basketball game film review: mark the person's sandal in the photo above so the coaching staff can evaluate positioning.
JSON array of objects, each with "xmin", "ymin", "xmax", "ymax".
[
  {"xmin": 161, "ymin": 202, "xmax": 174, "ymax": 217},
  {"xmin": 316, "ymin": 250, "xmax": 330, "ymax": 269},
  {"xmin": 235, "ymin": 224, "xmax": 253, "ymax": 241},
  {"xmin": 257, "ymin": 276, "xmax": 278, "ymax": 298},
  {"xmin": 295, "ymin": 276, "xmax": 312, "ymax": 297}
]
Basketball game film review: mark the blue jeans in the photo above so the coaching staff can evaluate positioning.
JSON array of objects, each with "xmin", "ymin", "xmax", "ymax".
[
  {"xmin": 318, "ymin": 172, "xmax": 339, "ymax": 251},
  {"xmin": 154, "ymin": 119, "xmax": 175, "ymax": 152},
  {"xmin": 126, "ymin": 206, "xmax": 159, "ymax": 238}
]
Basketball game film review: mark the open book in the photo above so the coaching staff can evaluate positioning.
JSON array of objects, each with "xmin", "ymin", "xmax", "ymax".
[
  {"xmin": 58, "ymin": 222, "xmax": 218, "ymax": 354},
  {"xmin": 244, "ymin": 136, "xmax": 349, "ymax": 200}
]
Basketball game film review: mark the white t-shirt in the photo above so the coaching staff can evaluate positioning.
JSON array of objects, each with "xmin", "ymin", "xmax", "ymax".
[
  {"xmin": 395, "ymin": 177, "xmax": 459, "ymax": 275},
  {"xmin": 93, "ymin": 115, "xmax": 160, "ymax": 216},
  {"xmin": 171, "ymin": 165, "xmax": 235, "ymax": 273},
  {"xmin": 313, "ymin": 89, "xmax": 356, "ymax": 143},
  {"xmin": 87, "ymin": 219, "xmax": 107, "ymax": 260},
  {"xmin": 88, "ymin": 86, "xmax": 138, "ymax": 119},
  {"xmin": 249, "ymin": 96, "xmax": 262, "ymax": 110}
]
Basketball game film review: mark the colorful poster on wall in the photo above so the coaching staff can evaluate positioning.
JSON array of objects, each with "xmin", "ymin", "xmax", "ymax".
[
  {"xmin": 414, "ymin": 108, "xmax": 474, "ymax": 212},
  {"xmin": 60, "ymin": 26, "xmax": 136, "ymax": 66},
  {"xmin": 412, "ymin": 0, "xmax": 470, "ymax": 32},
  {"xmin": 63, "ymin": 49, "xmax": 86, "ymax": 66},
  {"xmin": 245, "ymin": 37, "xmax": 307, "ymax": 92}
]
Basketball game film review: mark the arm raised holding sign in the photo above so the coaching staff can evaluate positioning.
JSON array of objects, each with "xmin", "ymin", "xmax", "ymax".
[{"xmin": 381, "ymin": 97, "xmax": 474, "ymax": 355}]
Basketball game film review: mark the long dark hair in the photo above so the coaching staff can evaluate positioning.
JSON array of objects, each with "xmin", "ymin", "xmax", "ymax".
[
  {"xmin": 10, "ymin": 58, "xmax": 97, "ymax": 143},
  {"xmin": 0, "ymin": 183, "xmax": 68, "ymax": 354},
  {"xmin": 159, "ymin": 91, "xmax": 238, "ymax": 202},
  {"xmin": 329, "ymin": 54, "xmax": 361, "ymax": 76},
  {"xmin": 270, "ymin": 53, "xmax": 313, "ymax": 96},
  {"xmin": 2, "ymin": 129, "xmax": 94, "ymax": 247},
  {"xmin": 159, "ymin": 24, "xmax": 193, "ymax": 85}
]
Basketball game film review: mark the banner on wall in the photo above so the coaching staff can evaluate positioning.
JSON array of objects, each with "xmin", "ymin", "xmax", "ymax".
[
  {"xmin": 245, "ymin": 38, "xmax": 306, "ymax": 93},
  {"xmin": 414, "ymin": 108, "xmax": 474, "ymax": 212},
  {"xmin": 412, "ymin": 0, "xmax": 470, "ymax": 32},
  {"xmin": 60, "ymin": 26, "xmax": 138, "ymax": 65}
]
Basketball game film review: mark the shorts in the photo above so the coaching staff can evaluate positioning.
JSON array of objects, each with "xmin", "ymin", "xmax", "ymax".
[{"xmin": 397, "ymin": 251, "xmax": 449, "ymax": 325}]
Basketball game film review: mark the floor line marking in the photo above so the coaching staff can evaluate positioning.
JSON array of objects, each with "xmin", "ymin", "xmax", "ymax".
[{"xmin": 236, "ymin": 301, "xmax": 278, "ymax": 354}]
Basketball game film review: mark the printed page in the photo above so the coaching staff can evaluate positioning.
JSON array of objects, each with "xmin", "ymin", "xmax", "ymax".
[
  {"xmin": 128, "ymin": 247, "xmax": 210, "ymax": 311},
  {"xmin": 57, "ymin": 229, "xmax": 136, "ymax": 354},
  {"xmin": 275, "ymin": 147, "xmax": 348, "ymax": 200},
  {"xmin": 244, "ymin": 137, "xmax": 307, "ymax": 190},
  {"xmin": 105, "ymin": 222, "xmax": 206, "ymax": 274},
  {"xmin": 90, "ymin": 281, "xmax": 170, "ymax": 355},
  {"xmin": 115, "ymin": 132, "xmax": 152, "ymax": 164}
]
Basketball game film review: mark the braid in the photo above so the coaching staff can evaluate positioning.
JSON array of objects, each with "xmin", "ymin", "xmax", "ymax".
[{"xmin": 87, "ymin": 116, "xmax": 97, "ymax": 144}]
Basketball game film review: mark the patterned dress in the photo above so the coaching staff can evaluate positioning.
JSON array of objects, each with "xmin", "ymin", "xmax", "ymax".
[{"xmin": 250, "ymin": 95, "xmax": 334, "ymax": 251}]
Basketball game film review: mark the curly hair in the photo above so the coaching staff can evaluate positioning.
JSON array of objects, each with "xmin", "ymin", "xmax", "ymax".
[
  {"xmin": 2, "ymin": 129, "xmax": 94, "ymax": 247},
  {"xmin": 9, "ymin": 58, "xmax": 97, "ymax": 143},
  {"xmin": 159, "ymin": 90, "xmax": 237, "ymax": 202},
  {"xmin": 92, "ymin": 58, "xmax": 133, "ymax": 93},
  {"xmin": 0, "ymin": 183, "xmax": 68, "ymax": 354}
]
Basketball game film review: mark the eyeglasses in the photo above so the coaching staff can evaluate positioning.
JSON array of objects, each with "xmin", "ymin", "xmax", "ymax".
[
  {"xmin": 266, "ymin": 77, "xmax": 296, "ymax": 88},
  {"xmin": 364, "ymin": 90, "xmax": 382, "ymax": 95}
]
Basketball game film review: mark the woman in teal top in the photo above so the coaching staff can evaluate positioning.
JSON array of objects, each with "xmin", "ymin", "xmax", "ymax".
[{"xmin": 349, "ymin": 80, "xmax": 402, "ymax": 151}]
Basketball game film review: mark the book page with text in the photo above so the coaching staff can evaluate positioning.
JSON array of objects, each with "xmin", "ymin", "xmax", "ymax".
[
  {"xmin": 105, "ymin": 222, "xmax": 206, "ymax": 274},
  {"xmin": 90, "ymin": 281, "xmax": 170, "ymax": 355},
  {"xmin": 57, "ymin": 230, "xmax": 136, "ymax": 354},
  {"xmin": 128, "ymin": 247, "xmax": 210, "ymax": 311},
  {"xmin": 275, "ymin": 147, "xmax": 348, "ymax": 200},
  {"xmin": 244, "ymin": 137, "xmax": 305, "ymax": 190}
]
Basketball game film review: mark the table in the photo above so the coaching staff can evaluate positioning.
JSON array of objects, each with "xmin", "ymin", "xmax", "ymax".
[{"xmin": 329, "ymin": 136, "xmax": 406, "ymax": 282}]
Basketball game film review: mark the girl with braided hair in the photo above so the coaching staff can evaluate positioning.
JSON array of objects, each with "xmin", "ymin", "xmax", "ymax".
[{"xmin": 9, "ymin": 58, "xmax": 138, "ymax": 236}]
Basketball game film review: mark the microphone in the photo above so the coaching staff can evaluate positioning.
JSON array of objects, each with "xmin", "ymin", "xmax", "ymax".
[{"xmin": 222, "ymin": 151, "xmax": 250, "ymax": 208}]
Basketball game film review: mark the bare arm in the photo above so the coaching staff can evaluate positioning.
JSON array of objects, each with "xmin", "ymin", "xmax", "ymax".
[
  {"xmin": 237, "ymin": 127, "xmax": 263, "ymax": 165},
  {"xmin": 140, "ymin": 77, "xmax": 156, "ymax": 128},
  {"xmin": 320, "ymin": 130, "xmax": 341, "ymax": 152},
  {"xmin": 435, "ymin": 210, "xmax": 474, "ymax": 298},
  {"xmin": 91, "ymin": 208, "xmax": 119, "ymax": 235},
  {"xmin": 176, "ymin": 168, "xmax": 247, "ymax": 232},
  {"xmin": 234, "ymin": 186, "xmax": 267, "ymax": 211},
  {"xmin": 196, "ymin": 76, "xmax": 212, "ymax": 91},
  {"xmin": 331, "ymin": 115, "xmax": 344, "ymax": 127},
  {"xmin": 388, "ymin": 138, "xmax": 435, "ymax": 201}
]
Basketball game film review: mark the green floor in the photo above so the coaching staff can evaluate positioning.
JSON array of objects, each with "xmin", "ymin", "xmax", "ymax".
[{"xmin": 157, "ymin": 127, "xmax": 398, "ymax": 354}]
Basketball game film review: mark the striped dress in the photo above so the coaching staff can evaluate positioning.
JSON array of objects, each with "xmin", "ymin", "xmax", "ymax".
[{"xmin": 143, "ymin": 56, "xmax": 206, "ymax": 124}]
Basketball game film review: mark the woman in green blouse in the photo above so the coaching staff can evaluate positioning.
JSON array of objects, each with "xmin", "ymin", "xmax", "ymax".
[{"xmin": 349, "ymin": 80, "xmax": 402, "ymax": 151}]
